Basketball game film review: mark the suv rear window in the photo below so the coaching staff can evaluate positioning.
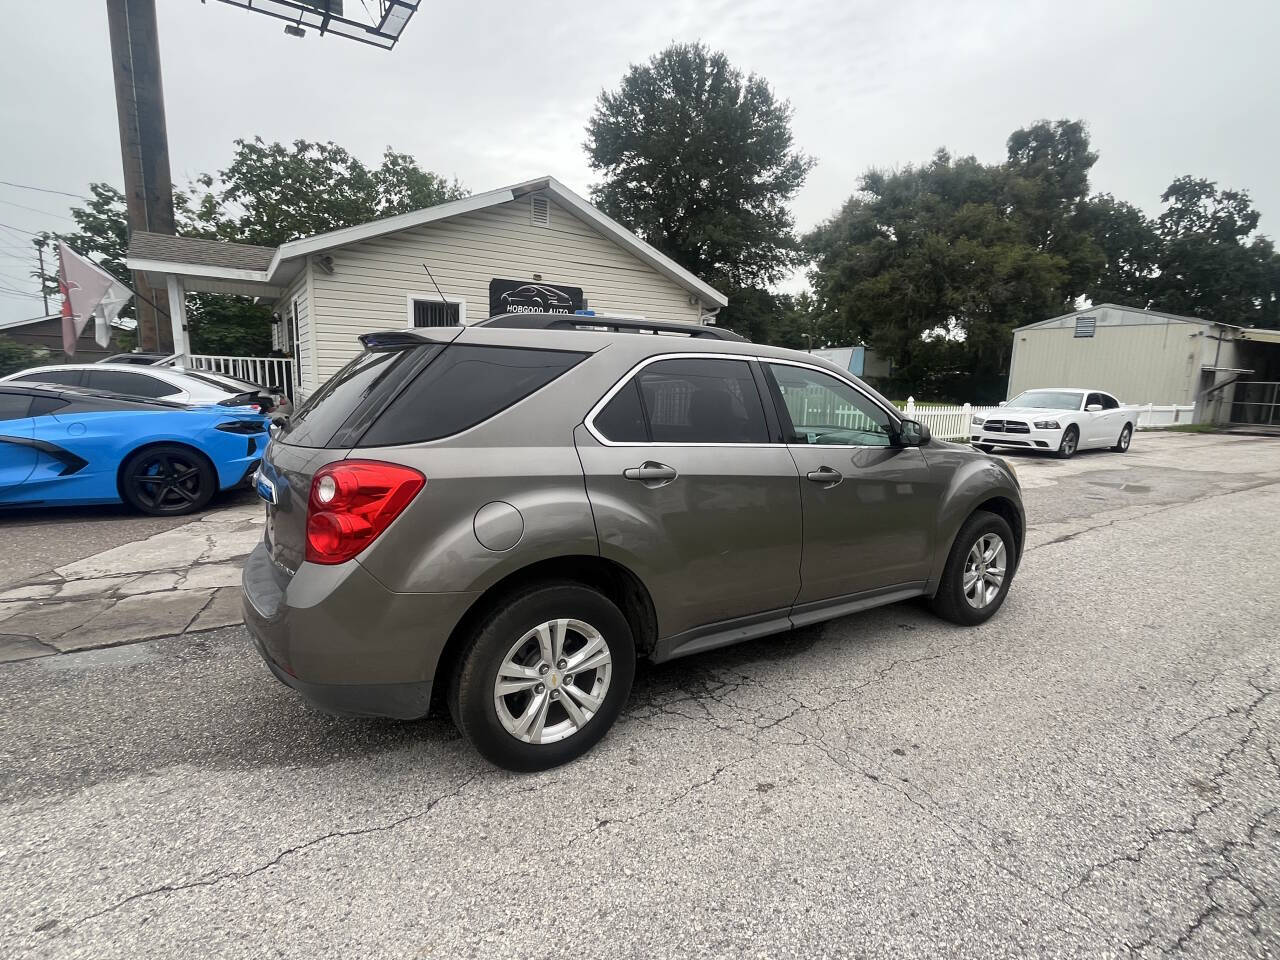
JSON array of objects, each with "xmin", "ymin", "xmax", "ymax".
[
  {"xmin": 276, "ymin": 347, "xmax": 418, "ymax": 448},
  {"xmin": 358, "ymin": 345, "xmax": 586, "ymax": 447}
]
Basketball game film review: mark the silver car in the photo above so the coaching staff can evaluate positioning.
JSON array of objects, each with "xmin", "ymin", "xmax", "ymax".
[
  {"xmin": 2, "ymin": 363, "xmax": 289, "ymax": 414},
  {"xmin": 243, "ymin": 314, "xmax": 1024, "ymax": 771}
]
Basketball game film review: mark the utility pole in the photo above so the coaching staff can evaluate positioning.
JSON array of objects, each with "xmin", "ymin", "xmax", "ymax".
[
  {"xmin": 106, "ymin": 0, "xmax": 175, "ymax": 351},
  {"xmin": 33, "ymin": 237, "xmax": 49, "ymax": 316}
]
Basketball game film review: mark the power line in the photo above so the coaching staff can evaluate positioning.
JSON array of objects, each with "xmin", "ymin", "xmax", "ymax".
[
  {"xmin": 0, "ymin": 197, "xmax": 75, "ymax": 221},
  {"xmin": 0, "ymin": 220, "xmax": 41, "ymax": 235},
  {"xmin": 0, "ymin": 179, "xmax": 92, "ymax": 201}
]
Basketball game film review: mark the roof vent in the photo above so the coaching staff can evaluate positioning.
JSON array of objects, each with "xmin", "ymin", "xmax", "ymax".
[
  {"xmin": 530, "ymin": 194, "xmax": 550, "ymax": 227},
  {"xmin": 1074, "ymin": 316, "xmax": 1097, "ymax": 338}
]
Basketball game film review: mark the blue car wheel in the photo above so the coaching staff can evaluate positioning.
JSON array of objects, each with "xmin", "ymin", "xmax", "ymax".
[{"xmin": 120, "ymin": 444, "xmax": 216, "ymax": 516}]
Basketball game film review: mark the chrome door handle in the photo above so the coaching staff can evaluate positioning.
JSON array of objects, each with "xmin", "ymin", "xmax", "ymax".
[
  {"xmin": 806, "ymin": 466, "xmax": 843, "ymax": 485},
  {"xmin": 624, "ymin": 461, "xmax": 678, "ymax": 487}
]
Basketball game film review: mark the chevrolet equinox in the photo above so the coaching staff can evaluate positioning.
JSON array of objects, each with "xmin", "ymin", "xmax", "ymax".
[{"xmin": 243, "ymin": 313, "xmax": 1024, "ymax": 771}]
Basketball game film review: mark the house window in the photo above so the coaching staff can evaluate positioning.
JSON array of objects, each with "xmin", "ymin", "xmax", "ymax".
[
  {"xmin": 530, "ymin": 194, "xmax": 550, "ymax": 227},
  {"xmin": 408, "ymin": 295, "xmax": 464, "ymax": 328},
  {"xmin": 1074, "ymin": 316, "xmax": 1097, "ymax": 338}
]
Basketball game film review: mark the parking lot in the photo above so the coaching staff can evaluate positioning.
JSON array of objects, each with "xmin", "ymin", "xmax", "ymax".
[{"xmin": 2, "ymin": 432, "xmax": 1278, "ymax": 958}]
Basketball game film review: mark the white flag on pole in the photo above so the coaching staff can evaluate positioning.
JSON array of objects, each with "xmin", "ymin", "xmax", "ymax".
[{"xmin": 57, "ymin": 241, "xmax": 133, "ymax": 354}]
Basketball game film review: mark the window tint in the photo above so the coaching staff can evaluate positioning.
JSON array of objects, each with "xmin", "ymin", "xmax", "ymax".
[
  {"xmin": 593, "ymin": 377, "xmax": 648, "ymax": 442},
  {"xmin": 0, "ymin": 392, "xmax": 32, "ymax": 421},
  {"xmin": 277, "ymin": 347, "xmax": 416, "ymax": 448},
  {"xmin": 632, "ymin": 358, "xmax": 768, "ymax": 444},
  {"xmin": 29, "ymin": 396, "xmax": 68, "ymax": 417},
  {"xmin": 15, "ymin": 369, "xmax": 81, "ymax": 386},
  {"xmin": 768, "ymin": 363, "xmax": 894, "ymax": 447},
  {"xmin": 1086, "ymin": 392, "xmax": 1106, "ymax": 409},
  {"xmin": 358, "ymin": 345, "xmax": 586, "ymax": 447},
  {"xmin": 1099, "ymin": 393, "xmax": 1119, "ymax": 410},
  {"xmin": 85, "ymin": 370, "xmax": 177, "ymax": 398}
]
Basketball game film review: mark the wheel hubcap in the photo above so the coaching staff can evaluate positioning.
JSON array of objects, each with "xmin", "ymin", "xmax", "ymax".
[
  {"xmin": 963, "ymin": 533, "xmax": 1007, "ymax": 609},
  {"xmin": 1121, "ymin": 429, "xmax": 1131, "ymax": 449},
  {"xmin": 129, "ymin": 453, "xmax": 202, "ymax": 511},
  {"xmin": 494, "ymin": 618, "xmax": 613, "ymax": 745},
  {"xmin": 1063, "ymin": 434, "xmax": 1076, "ymax": 454}
]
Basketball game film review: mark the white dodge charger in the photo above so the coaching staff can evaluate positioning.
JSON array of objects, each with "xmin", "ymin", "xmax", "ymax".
[{"xmin": 971, "ymin": 388, "xmax": 1135, "ymax": 458}]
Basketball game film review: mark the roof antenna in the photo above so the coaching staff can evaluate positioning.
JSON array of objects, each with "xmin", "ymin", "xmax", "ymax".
[{"xmin": 421, "ymin": 262, "xmax": 449, "ymax": 307}]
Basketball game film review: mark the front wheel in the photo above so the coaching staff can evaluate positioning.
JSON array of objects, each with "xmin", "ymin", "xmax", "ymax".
[
  {"xmin": 1056, "ymin": 426, "xmax": 1079, "ymax": 459},
  {"xmin": 929, "ymin": 510, "xmax": 1016, "ymax": 626},
  {"xmin": 449, "ymin": 583, "xmax": 636, "ymax": 771},
  {"xmin": 119, "ymin": 444, "xmax": 216, "ymax": 516},
  {"xmin": 1112, "ymin": 423, "xmax": 1133, "ymax": 452}
]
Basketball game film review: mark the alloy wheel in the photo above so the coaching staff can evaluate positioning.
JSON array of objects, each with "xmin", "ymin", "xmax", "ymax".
[
  {"xmin": 129, "ymin": 452, "xmax": 204, "ymax": 512},
  {"xmin": 493, "ymin": 618, "xmax": 613, "ymax": 745},
  {"xmin": 963, "ymin": 533, "xmax": 1007, "ymax": 609}
]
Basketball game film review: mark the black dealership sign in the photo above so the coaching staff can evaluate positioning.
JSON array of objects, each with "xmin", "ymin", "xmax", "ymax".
[{"xmin": 489, "ymin": 278, "xmax": 584, "ymax": 317}]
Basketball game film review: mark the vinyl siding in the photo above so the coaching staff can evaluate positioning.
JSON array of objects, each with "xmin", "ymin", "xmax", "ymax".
[
  {"xmin": 274, "ymin": 271, "xmax": 309, "ymax": 401},
  {"xmin": 1008, "ymin": 307, "xmax": 1207, "ymax": 405},
  {"xmin": 307, "ymin": 194, "xmax": 707, "ymax": 385}
]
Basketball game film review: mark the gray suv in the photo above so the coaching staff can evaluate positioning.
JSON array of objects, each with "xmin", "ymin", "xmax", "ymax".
[{"xmin": 243, "ymin": 314, "xmax": 1023, "ymax": 770}]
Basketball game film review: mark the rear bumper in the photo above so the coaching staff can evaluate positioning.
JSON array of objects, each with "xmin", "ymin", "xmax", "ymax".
[{"xmin": 241, "ymin": 541, "xmax": 478, "ymax": 719}]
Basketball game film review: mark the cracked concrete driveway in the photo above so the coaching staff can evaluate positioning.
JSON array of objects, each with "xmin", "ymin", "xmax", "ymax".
[{"xmin": 1, "ymin": 433, "xmax": 1278, "ymax": 959}]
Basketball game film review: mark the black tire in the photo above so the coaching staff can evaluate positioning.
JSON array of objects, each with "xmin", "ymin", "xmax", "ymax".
[
  {"xmin": 1056, "ymin": 426, "xmax": 1079, "ymax": 459},
  {"xmin": 449, "ymin": 582, "xmax": 636, "ymax": 772},
  {"xmin": 119, "ymin": 444, "xmax": 217, "ymax": 516},
  {"xmin": 1111, "ymin": 422, "xmax": 1133, "ymax": 453},
  {"xmin": 974, "ymin": 443, "xmax": 995, "ymax": 454},
  {"xmin": 928, "ymin": 510, "xmax": 1017, "ymax": 626}
]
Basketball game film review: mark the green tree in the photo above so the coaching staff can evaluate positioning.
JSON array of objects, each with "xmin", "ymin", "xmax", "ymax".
[
  {"xmin": 807, "ymin": 135, "xmax": 1080, "ymax": 401},
  {"xmin": 38, "ymin": 139, "xmax": 466, "ymax": 355},
  {"xmin": 585, "ymin": 42, "xmax": 815, "ymax": 336},
  {"xmin": 1085, "ymin": 194, "xmax": 1160, "ymax": 308},
  {"xmin": 0, "ymin": 335, "xmax": 51, "ymax": 376},
  {"xmin": 1148, "ymin": 177, "xmax": 1279, "ymax": 327}
]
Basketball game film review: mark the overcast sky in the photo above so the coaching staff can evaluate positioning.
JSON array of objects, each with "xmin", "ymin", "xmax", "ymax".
[{"xmin": 2, "ymin": 0, "xmax": 1278, "ymax": 326}]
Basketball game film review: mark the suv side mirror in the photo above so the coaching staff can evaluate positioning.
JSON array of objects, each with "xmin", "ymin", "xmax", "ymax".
[
  {"xmin": 1086, "ymin": 403, "xmax": 1103, "ymax": 412},
  {"xmin": 895, "ymin": 419, "xmax": 931, "ymax": 447}
]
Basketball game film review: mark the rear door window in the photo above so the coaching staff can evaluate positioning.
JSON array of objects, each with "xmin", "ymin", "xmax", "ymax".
[
  {"xmin": 631, "ymin": 357, "xmax": 769, "ymax": 444},
  {"xmin": 85, "ymin": 370, "xmax": 177, "ymax": 398},
  {"xmin": 357, "ymin": 345, "xmax": 586, "ymax": 447},
  {"xmin": 14, "ymin": 369, "xmax": 82, "ymax": 387}
]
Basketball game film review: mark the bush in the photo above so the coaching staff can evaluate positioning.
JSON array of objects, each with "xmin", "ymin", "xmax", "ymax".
[{"xmin": 0, "ymin": 336, "xmax": 51, "ymax": 377}]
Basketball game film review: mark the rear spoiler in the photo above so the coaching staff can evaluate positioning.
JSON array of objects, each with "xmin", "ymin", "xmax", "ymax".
[
  {"xmin": 359, "ymin": 326, "xmax": 466, "ymax": 350},
  {"xmin": 217, "ymin": 390, "xmax": 274, "ymax": 412}
]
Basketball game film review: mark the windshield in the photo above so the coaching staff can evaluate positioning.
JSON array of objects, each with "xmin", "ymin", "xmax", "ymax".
[{"xmin": 1007, "ymin": 390, "xmax": 1083, "ymax": 410}]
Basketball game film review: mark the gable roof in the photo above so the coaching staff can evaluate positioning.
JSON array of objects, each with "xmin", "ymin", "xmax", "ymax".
[
  {"xmin": 127, "ymin": 176, "xmax": 728, "ymax": 308},
  {"xmin": 1015, "ymin": 303, "xmax": 1244, "ymax": 332}
]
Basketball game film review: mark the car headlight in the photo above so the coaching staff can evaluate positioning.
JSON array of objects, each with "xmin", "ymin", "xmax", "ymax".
[
  {"xmin": 1033, "ymin": 420, "xmax": 1060, "ymax": 430},
  {"xmin": 971, "ymin": 416, "xmax": 985, "ymax": 426}
]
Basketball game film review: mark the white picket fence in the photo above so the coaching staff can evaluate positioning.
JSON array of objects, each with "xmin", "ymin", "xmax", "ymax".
[
  {"xmin": 896, "ymin": 397, "xmax": 1196, "ymax": 440},
  {"xmin": 187, "ymin": 355, "xmax": 296, "ymax": 395}
]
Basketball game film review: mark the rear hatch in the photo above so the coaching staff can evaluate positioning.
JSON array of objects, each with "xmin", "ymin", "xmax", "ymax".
[{"xmin": 259, "ymin": 330, "xmax": 456, "ymax": 573}]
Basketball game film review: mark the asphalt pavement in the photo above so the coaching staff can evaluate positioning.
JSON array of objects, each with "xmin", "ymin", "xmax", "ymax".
[{"xmin": 1, "ymin": 433, "xmax": 1278, "ymax": 959}]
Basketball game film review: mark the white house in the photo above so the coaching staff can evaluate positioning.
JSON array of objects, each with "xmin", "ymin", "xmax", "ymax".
[{"xmin": 126, "ymin": 176, "xmax": 728, "ymax": 399}]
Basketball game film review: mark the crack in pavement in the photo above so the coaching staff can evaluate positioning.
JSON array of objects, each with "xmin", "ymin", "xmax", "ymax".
[
  {"xmin": 1026, "ymin": 477, "xmax": 1280, "ymax": 554},
  {"xmin": 65, "ymin": 772, "xmax": 482, "ymax": 931}
]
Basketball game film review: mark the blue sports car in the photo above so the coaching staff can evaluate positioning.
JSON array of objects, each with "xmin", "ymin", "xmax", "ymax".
[{"xmin": 0, "ymin": 382, "xmax": 269, "ymax": 516}]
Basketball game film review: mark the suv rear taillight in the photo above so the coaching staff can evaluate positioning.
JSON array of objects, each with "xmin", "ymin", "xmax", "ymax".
[{"xmin": 305, "ymin": 460, "xmax": 425, "ymax": 565}]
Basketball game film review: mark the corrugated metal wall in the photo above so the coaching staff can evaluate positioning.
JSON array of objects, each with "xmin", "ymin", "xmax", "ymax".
[{"xmin": 1008, "ymin": 307, "xmax": 1210, "ymax": 404}]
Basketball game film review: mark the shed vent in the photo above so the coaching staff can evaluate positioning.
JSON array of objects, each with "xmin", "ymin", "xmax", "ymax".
[
  {"xmin": 530, "ymin": 194, "xmax": 550, "ymax": 226},
  {"xmin": 1074, "ymin": 316, "xmax": 1097, "ymax": 338}
]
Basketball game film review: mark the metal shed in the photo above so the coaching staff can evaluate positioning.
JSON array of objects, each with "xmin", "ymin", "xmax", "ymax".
[{"xmin": 1008, "ymin": 304, "xmax": 1280, "ymax": 424}]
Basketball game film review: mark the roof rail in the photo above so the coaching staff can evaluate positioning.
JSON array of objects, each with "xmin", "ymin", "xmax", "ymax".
[{"xmin": 478, "ymin": 311, "xmax": 748, "ymax": 342}]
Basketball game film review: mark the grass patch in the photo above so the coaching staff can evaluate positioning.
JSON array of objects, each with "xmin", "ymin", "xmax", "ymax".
[{"xmin": 1142, "ymin": 422, "xmax": 1217, "ymax": 433}]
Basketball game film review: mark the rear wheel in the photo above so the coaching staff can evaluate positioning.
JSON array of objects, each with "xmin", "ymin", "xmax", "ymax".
[
  {"xmin": 449, "ymin": 582, "xmax": 635, "ymax": 771},
  {"xmin": 929, "ymin": 510, "xmax": 1016, "ymax": 626},
  {"xmin": 120, "ymin": 444, "xmax": 216, "ymax": 516},
  {"xmin": 1056, "ymin": 426, "xmax": 1079, "ymax": 459},
  {"xmin": 1112, "ymin": 423, "xmax": 1133, "ymax": 452}
]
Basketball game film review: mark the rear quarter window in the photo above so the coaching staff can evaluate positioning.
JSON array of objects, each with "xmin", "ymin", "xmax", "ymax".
[{"xmin": 357, "ymin": 344, "xmax": 586, "ymax": 447}]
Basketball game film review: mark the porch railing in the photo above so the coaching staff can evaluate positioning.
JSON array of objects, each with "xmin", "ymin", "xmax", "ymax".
[{"xmin": 187, "ymin": 355, "xmax": 296, "ymax": 398}]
